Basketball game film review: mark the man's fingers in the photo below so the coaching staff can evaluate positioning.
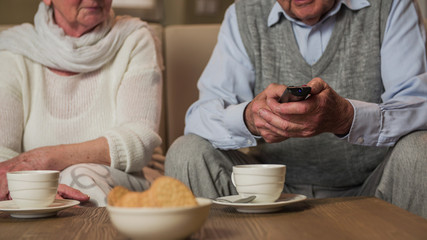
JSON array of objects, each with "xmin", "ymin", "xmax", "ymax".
[
  {"xmin": 265, "ymin": 83, "xmax": 287, "ymax": 99},
  {"xmin": 256, "ymin": 109, "xmax": 294, "ymax": 142},
  {"xmin": 307, "ymin": 77, "xmax": 328, "ymax": 95},
  {"xmin": 258, "ymin": 108, "xmax": 304, "ymax": 133}
]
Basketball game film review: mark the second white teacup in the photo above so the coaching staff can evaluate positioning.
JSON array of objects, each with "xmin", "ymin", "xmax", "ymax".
[
  {"xmin": 232, "ymin": 164, "xmax": 286, "ymax": 203},
  {"xmin": 7, "ymin": 170, "xmax": 59, "ymax": 208}
]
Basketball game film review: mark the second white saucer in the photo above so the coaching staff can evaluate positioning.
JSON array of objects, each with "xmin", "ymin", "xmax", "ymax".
[{"xmin": 213, "ymin": 193, "xmax": 306, "ymax": 213}]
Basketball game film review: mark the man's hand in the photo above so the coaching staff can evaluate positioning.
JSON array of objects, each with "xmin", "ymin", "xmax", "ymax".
[
  {"xmin": 268, "ymin": 77, "xmax": 354, "ymax": 139},
  {"xmin": 244, "ymin": 83, "xmax": 289, "ymax": 142},
  {"xmin": 244, "ymin": 78, "xmax": 354, "ymax": 143},
  {"xmin": 56, "ymin": 184, "xmax": 90, "ymax": 202}
]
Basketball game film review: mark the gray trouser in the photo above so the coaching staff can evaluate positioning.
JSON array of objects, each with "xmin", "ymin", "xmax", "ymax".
[{"xmin": 165, "ymin": 132, "xmax": 427, "ymax": 218}]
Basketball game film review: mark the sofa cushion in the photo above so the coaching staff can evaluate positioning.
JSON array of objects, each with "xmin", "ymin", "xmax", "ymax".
[{"xmin": 164, "ymin": 24, "xmax": 220, "ymax": 148}]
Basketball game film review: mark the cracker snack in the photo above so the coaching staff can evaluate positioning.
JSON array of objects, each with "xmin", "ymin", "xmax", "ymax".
[
  {"xmin": 107, "ymin": 186, "xmax": 130, "ymax": 206},
  {"xmin": 108, "ymin": 176, "xmax": 198, "ymax": 208}
]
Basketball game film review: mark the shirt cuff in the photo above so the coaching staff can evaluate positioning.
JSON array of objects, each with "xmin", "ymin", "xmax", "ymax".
[
  {"xmin": 223, "ymin": 101, "xmax": 257, "ymax": 147},
  {"xmin": 347, "ymin": 99, "xmax": 381, "ymax": 146}
]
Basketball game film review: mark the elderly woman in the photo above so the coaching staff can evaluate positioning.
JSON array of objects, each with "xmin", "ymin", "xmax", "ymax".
[{"xmin": 0, "ymin": 0, "xmax": 163, "ymax": 206}]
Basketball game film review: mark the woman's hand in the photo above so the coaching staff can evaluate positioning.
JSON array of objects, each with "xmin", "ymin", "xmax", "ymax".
[
  {"xmin": 0, "ymin": 137, "xmax": 109, "ymax": 200},
  {"xmin": 0, "ymin": 156, "xmax": 38, "ymax": 200},
  {"xmin": 0, "ymin": 143, "xmax": 103, "ymax": 201},
  {"xmin": 1, "ymin": 166, "xmax": 90, "ymax": 202},
  {"xmin": 0, "ymin": 163, "xmax": 12, "ymax": 200},
  {"xmin": 0, "ymin": 147, "xmax": 55, "ymax": 199},
  {"xmin": 56, "ymin": 184, "xmax": 90, "ymax": 202},
  {"xmin": 1, "ymin": 163, "xmax": 89, "ymax": 202}
]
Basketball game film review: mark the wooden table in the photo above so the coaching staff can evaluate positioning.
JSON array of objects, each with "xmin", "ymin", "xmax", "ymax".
[{"xmin": 0, "ymin": 197, "xmax": 426, "ymax": 239}]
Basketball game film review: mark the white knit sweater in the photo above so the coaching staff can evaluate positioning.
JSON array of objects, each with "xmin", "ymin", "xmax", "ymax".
[{"xmin": 0, "ymin": 27, "xmax": 162, "ymax": 173}]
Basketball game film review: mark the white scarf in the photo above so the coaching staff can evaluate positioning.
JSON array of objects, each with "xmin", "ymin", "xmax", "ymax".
[{"xmin": 0, "ymin": 2, "xmax": 148, "ymax": 73}]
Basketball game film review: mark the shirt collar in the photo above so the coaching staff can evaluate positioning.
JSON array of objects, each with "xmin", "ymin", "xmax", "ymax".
[{"xmin": 267, "ymin": 0, "xmax": 371, "ymax": 27}]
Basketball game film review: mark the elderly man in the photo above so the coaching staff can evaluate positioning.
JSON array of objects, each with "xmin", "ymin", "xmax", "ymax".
[{"xmin": 165, "ymin": 0, "xmax": 427, "ymax": 218}]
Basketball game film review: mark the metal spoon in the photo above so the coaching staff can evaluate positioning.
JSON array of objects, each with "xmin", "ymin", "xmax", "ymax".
[{"xmin": 215, "ymin": 195, "xmax": 256, "ymax": 203}]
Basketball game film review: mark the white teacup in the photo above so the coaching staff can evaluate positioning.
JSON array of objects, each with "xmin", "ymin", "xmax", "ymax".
[
  {"xmin": 232, "ymin": 164, "xmax": 286, "ymax": 203},
  {"xmin": 7, "ymin": 170, "xmax": 59, "ymax": 208}
]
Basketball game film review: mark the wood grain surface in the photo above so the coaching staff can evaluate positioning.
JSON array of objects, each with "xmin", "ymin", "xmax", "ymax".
[
  {"xmin": 193, "ymin": 197, "xmax": 427, "ymax": 240},
  {"xmin": 0, "ymin": 197, "xmax": 426, "ymax": 240}
]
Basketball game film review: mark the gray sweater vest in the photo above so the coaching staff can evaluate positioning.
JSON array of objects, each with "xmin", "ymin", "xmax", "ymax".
[{"xmin": 236, "ymin": 0, "xmax": 392, "ymax": 187}]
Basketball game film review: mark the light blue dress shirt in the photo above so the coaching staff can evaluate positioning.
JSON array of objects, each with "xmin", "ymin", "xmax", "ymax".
[{"xmin": 184, "ymin": 0, "xmax": 427, "ymax": 150}]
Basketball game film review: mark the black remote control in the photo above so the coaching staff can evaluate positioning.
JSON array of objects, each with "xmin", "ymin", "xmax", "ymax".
[{"xmin": 279, "ymin": 86, "xmax": 311, "ymax": 103}]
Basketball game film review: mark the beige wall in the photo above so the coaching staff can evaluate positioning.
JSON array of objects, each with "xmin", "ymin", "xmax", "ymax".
[
  {"xmin": 0, "ymin": 0, "xmax": 39, "ymax": 24},
  {"xmin": 3, "ymin": 0, "xmax": 425, "ymax": 26},
  {"xmin": 163, "ymin": 0, "xmax": 233, "ymax": 26},
  {"xmin": 0, "ymin": 0, "xmax": 233, "ymax": 25}
]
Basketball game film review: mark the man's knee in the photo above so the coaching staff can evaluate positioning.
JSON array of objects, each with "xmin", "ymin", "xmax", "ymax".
[
  {"xmin": 378, "ymin": 131, "xmax": 427, "ymax": 217},
  {"xmin": 165, "ymin": 134, "xmax": 216, "ymax": 175},
  {"xmin": 386, "ymin": 131, "xmax": 427, "ymax": 183},
  {"xmin": 390, "ymin": 131, "xmax": 427, "ymax": 166}
]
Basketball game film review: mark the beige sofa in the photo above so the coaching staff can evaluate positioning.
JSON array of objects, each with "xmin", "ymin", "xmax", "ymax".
[
  {"xmin": 2, "ymin": 20, "xmax": 426, "ymax": 153},
  {"xmin": 1, "ymin": 21, "xmax": 427, "ymax": 182},
  {"xmin": 163, "ymin": 24, "xmax": 220, "ymax": 149}
]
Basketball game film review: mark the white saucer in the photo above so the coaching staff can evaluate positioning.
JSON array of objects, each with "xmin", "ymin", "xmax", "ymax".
[
  {"xmin": 0, "ymin": 199, "xmax": 80, "ymax": 218},
  {"xmin": 213, "ymin": 193, "xmax": 307, "ymax": 213}
]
